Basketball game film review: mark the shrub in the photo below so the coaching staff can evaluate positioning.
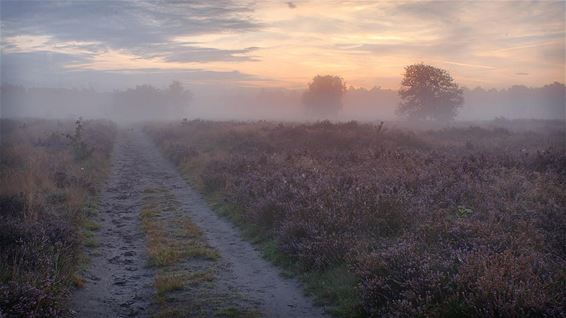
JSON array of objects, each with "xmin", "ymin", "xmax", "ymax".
[
  {"xmin": 65, "ymin": 118, "xmax": 93, "ymax": 161},
  {"xmin": 146, "ymin": 119, "xmax": 566, "ymax": 317},
  {"xmin": 0, "ymin": 119, "xmax": 116, "ymax": 317}
]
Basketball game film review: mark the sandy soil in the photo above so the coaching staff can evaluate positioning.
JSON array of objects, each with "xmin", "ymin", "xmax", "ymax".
[{"xmin": 71, "ymin": 128, "xmax": 327, "ymax": 318}]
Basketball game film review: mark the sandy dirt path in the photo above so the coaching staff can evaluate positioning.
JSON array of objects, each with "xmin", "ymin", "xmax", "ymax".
[{"xmin": 71, "ymin": 128, "xmax": 327, "ymax": 318}]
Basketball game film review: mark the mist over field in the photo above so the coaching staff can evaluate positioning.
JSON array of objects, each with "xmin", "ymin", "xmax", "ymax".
[
  {"xmin": 1, "ymin": 1, "xmax": 564, "ymax": 123},
  {"xmin": 1, "ymin": 82, "xmax": 565, "ymax": 121},
  {"xmin": 1, "ymin": 1, "xmax": 565, "ymax": 318}
]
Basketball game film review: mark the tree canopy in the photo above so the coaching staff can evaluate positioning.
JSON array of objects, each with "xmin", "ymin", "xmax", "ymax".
[
  {"xmin": 302, "ymin": 75, "xmax": 346, "ymax": 119},
  {"xmin": 398, "ymin": 64, "xmax": 464, "ymax": 121}
]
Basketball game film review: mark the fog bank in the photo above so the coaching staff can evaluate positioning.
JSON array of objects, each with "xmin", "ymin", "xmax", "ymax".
[{"xmin": 1, "ymin": 82, "xmax": 564, "ymax": 122}]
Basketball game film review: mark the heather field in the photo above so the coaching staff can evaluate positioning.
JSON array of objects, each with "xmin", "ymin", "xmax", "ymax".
[
  {"xmin": 0, "ymin": 119, "xmax": 116, "ymax": 316},
  {"xmin": 146, "ymin": 120, "xmax": 566, "ymax": 317},
  {"xmin": 2, "ymin": 1, "xmax": 565, "ymax": 317}
]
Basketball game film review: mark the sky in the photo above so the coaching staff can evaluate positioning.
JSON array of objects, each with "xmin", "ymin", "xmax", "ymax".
[{"xmin": 1, "ymin": 0, "xmax": 564, "ymax": 91}]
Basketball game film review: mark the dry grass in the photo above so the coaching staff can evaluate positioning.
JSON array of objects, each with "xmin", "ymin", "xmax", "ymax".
[
  {"xmin": 155, "ymin": 272, "xmax": 187, "ymax": 295},
  {"xmin": 185, "ymin": 270, "xmax": 215, "ymax": 285},
  {"xmin": 83, "ymin": 219, "xmax": 100, "ymax": 231},
  {"xmin": 140, "ymin": 187, "xmax": 224, "ymax": 317},
  {"xmin": 141, "ymin": 202, "xmax": 218, "ymax": 267},
  {"xmin": 141, "ymin": 208, "xmax": 180, "ymax": 266},
  {"xmin": 71, "ymin": 274, "xmax": 86, "ymax": 288},
  {"xmin": 0, "ymin": 118, "xmax": 116, "ymax": 317},
  {"xmin": 181, "ymin": 218, "xmax": 203, "ymax": 238},
  {"xmin": 140, "ymin": 206, "xmax": 159, "ymax": 219},
  {"xmin": 185, "ymin": 243, "xmax": 220, "ymax": 260},
  {"xmin": 154, "ymin": 270, "xmax": 216, "ymax": 296}
]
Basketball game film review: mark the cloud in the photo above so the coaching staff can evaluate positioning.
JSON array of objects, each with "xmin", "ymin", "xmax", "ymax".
[
  {"xmin": 390, "ymin": 1, "xmax": 464, "ymax": 24},
  {"xmin": 1, "ymin": 1, "xmax": 260, "ymax": 39},
  {"xmin": 0, "ymin": 0, "xmax": 261, "ymax": 62},
  {"xmin": 0, "ymin": 0, "xmax": 563, "ymax": 89},
  {"xmin": 163, "ymin": 46, "xmax": 260, "ymax": 63},
  {"xmin": 0, "ymin": 50, "xmax": 262, "ymax": 90}
]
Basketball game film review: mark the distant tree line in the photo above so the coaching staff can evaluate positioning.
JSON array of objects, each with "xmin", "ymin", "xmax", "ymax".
[
  {"xmin": 302, "ymin": 64, "xmax": 564, "ymax": 121},
  {"xmin": 1, "ymin": 72, "xmax": 563, "ymax": 121},
  {"xmin": 113, "ymin": 81, "xmax": 191, "ymax": 121},
  {"xmin": 460, "ymin": 82, "xmax": 565, "ymax": 120},
  {"xmin": 303, "ymin": 63, "xmax": 464, "ymax": 121},
  {"xmin": 1, "ymin": 81, "xmax": 191, "ymax": 121}
]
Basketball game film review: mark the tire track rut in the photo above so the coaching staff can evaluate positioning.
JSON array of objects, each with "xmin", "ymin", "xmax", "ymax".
[{"xmin": 72, "ymin": 128, "xmax": 327, "ymax": 318}]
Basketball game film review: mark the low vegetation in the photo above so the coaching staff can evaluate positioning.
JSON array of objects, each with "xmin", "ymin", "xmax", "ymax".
[
  {"xmin": 141, "ymin": 189, "xmax": 219, "ymax": 268},
  {"xmin": 0, "ymin": 118, "xmax": 116, "ymax": 317},
  {"xmin": 146, "ymin": 119, "xmax": 566, "ymax": 317},
  {"xmin": 141, "ymin": 187, "xmax": 222, "ymax": 317}
]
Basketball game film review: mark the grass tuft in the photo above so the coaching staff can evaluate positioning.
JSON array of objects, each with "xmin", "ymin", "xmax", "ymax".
[{"xmin": 155, "ymin": 272, "xmax": 187, "ymax": 295}]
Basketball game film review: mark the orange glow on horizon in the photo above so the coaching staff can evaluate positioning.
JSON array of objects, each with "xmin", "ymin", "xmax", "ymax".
[{"xmin": 2, "ymin": 1, "xmax": 563, "ymax": 90}]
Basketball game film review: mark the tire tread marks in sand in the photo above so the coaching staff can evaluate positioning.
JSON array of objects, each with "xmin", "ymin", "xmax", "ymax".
[
  {"xmin": 71, "ymin": 131, "xmax": 154, "ymax": 317},
  {"xmin": 72, "ymin": 129, "xmax": 327, "ymax": 318}
]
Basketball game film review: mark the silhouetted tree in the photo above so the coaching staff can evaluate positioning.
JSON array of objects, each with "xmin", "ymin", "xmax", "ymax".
[
  {"xmin": 302, "ymin": 75, "xmax": 346, "ymax": 119},
  {"xmin": 165, "ymin": 80, "xmax": 192, "ymax": 115},
  {"xmin": 398, "ymin": 64, "xmax": 463, "ymax": 121}
]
